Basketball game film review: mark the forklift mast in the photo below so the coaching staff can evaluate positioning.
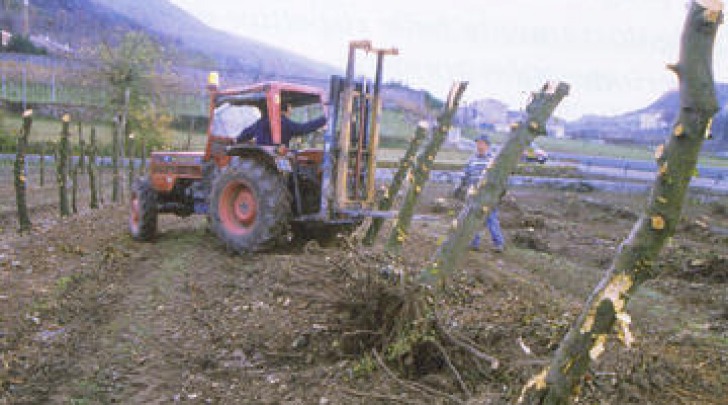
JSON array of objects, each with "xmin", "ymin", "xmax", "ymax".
[{"xmin": 320, "ymin": 40, "xmax": 398, "ymax": 218}]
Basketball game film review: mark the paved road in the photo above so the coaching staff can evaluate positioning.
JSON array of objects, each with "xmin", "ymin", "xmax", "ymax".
[
  {"xmin": 550, "ymin": 152, "xmax": 728, "ymax": 182},
  {"xmin": 4, "ymin": 153, "xmax": 727, "ymax": 195}
]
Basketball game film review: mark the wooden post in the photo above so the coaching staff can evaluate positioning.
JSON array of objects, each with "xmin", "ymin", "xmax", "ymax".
[
  {"xmin": 119, "ymin": 87, "xmax": 130, "ymax": 200},
  {"xmin": 77, "ymin": 121, "xmax": 86, "ymax": 174},
  {"xmin": 420, "ymin": 82, "xmax": 570, "ymax": 286},
  {"xmin": 112, "ymin": 117, "xmax": 121, "ymax": 203},
  {"xmin": 39, "ymin": 141, "xmax": 45, "ymax": 187},
  {"xmin": 385, "ymin": 82, "xmax": 468, "ymax": 254},
  {"xmin": 14, "ymin": 109, "xmax": 33, "ymax": 232},
  {"xmin": 363, "ymin": 123, "xmax": 429, "ymax": 245},
  {"xmin": 520, "ymin": 2, "xmax": 722, "ymax": 403},
  {"xmin": 57, "ymin": 114, "xmax": 71, "ymax": 217},
  {"xmin": 88, "ymin": 127, "xmax": 99, "ymax": 209},
  {"xmin": 98, "ymin": 154, "xmax": 105, "ymax": 206},
  {"xmin": 187, "ymin": 117, "xmax": 194, "ymax": 150},
  {"xmin": 128, "ymin": 134, "xmax": 135, "ymax": 194},
  {"xmin": 140, "ymin": 138, "xmax": 147, "ymax": 175},
  {"xmin": 71, "ymin": 164, "xmax": 78, "ymax": 214}
]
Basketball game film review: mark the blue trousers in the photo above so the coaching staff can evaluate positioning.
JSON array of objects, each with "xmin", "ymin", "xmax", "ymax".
[{"xmin": 471, "ymin": 208, "xmax": 505, "ymax": 248}]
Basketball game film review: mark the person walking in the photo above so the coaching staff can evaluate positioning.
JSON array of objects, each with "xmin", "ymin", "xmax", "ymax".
[{"xmin": 457, "ymin": 135, "xmax": 506, "ymax": 252}]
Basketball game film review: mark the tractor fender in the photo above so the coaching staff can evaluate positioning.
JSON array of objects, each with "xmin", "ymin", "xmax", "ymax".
[{"xmin": 225, "ymin": 145, "xmax": 293, "ymax": 174}]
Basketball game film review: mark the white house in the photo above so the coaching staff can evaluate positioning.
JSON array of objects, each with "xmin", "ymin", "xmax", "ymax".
[
  {"xmin": 1, "ymin": 30, "xmax": 12, "ymax": 47},
  {"xmin": 639, "ymin": 112, "xmax": 668, "ymax": 130}
]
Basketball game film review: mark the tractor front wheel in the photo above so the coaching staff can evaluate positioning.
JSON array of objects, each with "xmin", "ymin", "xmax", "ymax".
[
  {"xmin": 129, "ymin": 179, "xmax": 158, "ymax": 241},
  {"xmin": 210, "ymin": 160, "xmax": 291, "ymax": 253}
]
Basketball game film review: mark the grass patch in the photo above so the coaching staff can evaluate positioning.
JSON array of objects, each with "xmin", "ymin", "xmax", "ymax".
[
  {"xmin": 0, "ymin": 114, "xmax": 207, "ymax": 152},
  {"xmin": 379, "ymin": 133, "xmax": 727, "ymax": 168}
]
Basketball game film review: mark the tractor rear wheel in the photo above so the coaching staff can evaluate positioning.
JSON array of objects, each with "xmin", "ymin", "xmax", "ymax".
[
  {"xmin": 129, "ymin": 179, "xmax": 158, "ymax": 241},
  {"xmin": 210, "ymin": 160, "xmax": 291, "ymax": 253}
]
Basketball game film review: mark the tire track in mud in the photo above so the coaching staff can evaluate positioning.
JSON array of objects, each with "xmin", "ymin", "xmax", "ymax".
[
  {"xmin": 1, "ymin": 210, "xmax": 231, "ymax": 404},
  {"xmin": 48, "ymin": 218, "xmax": 231, "ymax": 404}
]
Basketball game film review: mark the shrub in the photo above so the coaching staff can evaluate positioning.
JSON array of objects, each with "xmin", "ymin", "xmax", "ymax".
[{"xmin": 2, "ymin": 34, "xmax": 47, "ymax": 55}]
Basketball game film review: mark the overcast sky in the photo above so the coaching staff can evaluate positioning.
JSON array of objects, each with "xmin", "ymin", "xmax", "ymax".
[{"xmin": 169, "ymin": 0, "xmax": 728, "ymax": 120}]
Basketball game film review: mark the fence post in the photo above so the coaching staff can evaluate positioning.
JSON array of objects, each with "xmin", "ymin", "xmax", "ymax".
[
  {"xmin": 119, "ymin": 87, "xmax": 130, "ymax": 200},
  {"xmin": 14, "ymin": 109, "xmax": 33, "ymax": 232},
  {"xmin": 112, "ymin": 117, "xmax": 120, "ymax": 202},
  {"xmin": 39, "ymin": 141, "xmax": 45, "ymax": 187},
  {"xmin": 71, "ymin": 164, "xmax": 78, "ymax": 214},
  {"xmin": 51, "ymin": 69, "xmax": 56, "ymax": 103},
  {"xmin": 128, "ymin": 133, "xmax": 135, "ymax": 194},
  {"xmin": 140, "ymin": 138, "xmax": 147, "ymax": 175},
  {"xmin": 22, "ymin": 63, "xmax": 27, "ymax": 111},
  {"xmin": 77, "ymin": 121, "xmax": 85, "ymax": 173},
  {"xmin": 88, "ymin": 127, "xmax": 99, "ymax": 209},
  {"xmin": 57, "ymin": 114, "xmax": 71, "ymax": 217}
]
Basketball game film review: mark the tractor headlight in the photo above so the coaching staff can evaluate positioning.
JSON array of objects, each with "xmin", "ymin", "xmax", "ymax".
[{"xmin": 207, "ymin": 71, "xmax": 220, "ymax": 90}]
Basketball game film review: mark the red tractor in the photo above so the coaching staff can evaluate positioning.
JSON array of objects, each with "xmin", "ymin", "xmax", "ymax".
[{"xmin": 129, "ymin": 41, "xmax": 398, "ymax": 252}]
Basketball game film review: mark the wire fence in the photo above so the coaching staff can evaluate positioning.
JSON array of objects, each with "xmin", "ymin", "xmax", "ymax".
[
  {"xmin": 0, "ymin": 53, "xmax": 215, "ymax": 117},
  {"xmin": 0, "ymin": 52, "xmax": 336, "ymax": 118}
]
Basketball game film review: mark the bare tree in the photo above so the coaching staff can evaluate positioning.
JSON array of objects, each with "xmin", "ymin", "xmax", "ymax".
[
  {"xmin": 519, "ymin": 1, "xmax": 723, "ymax": 403},
  {"xmin": 386, "ymin": 82, "xmax": 468, "ymax": 254},
  {"xmin": 363, "ymin": 122, "xmax": 429, "ymax": 245},
  {"xmin": 14, "ymin": 109, "xmax": 33, "ymax": 232},
  {"xmin": 57, "ymin": 114, "xmax": 71, "ymax": 217},
  {"xmin": 88, "ymin": 127, "xmax": 99, "ymax": 209}
]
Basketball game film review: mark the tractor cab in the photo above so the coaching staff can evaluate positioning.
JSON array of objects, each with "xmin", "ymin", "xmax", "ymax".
[{"xmin": 203, "ymin": 81, "xmax": 327, "ymax": 169}]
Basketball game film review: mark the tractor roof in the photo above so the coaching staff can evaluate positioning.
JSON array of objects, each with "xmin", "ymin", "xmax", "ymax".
[{"xmin": 214, "ymin": 81, "xmax": 326, "ymax": 108}]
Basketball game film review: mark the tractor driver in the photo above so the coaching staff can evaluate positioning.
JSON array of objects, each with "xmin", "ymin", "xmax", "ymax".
[{"xmin": 236, "ymin": 102, "xmax": 327, "ymax": 147}]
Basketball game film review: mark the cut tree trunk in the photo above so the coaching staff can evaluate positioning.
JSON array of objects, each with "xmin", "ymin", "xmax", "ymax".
[
  {"xmin": 57, "ymin": 114, "xmax": 71, "ymax": 217},
  {"xmin": 385, "ymin": 82, "xmax": 468, "ymax": 254},
  {"xmin": 119, "ymin": 87, "xmax": 130, "ymax": 200},
  {"xmin": 112, "ymin": 118, "xmax": 120, "ymax": 203},
  {"xmin": 128, "ymin": 144, "xmax": 135, "ymax": 195},
  {"xmin": 363, "ymin": 123, "xmax": 429, "ymax": 245},
  {"xmin": 140, "ymin": 138, "xmax": 147, "ymax": 175},
  {"xmin": 71, "ymin": 164, "xmax": 78, "ymax": 214},
  {"xmin": 88, "ymin": 127, "xmax": 99, "ymax": 209},
  {"xmin": 420, "ymin": 82, "xmax": 569, "ymax": 286},
  {"xmin": 112, "ymin": 88, "xmax": 130, "ymax": 203},
  {"xmin": 14, "ymin": 109, "xmax": 33, "ymax": 232},
  {"xmin": 77, "ymin": 121, "xmax": 85, "ymax": 174},
  {"xmin": 39, "ymin": 141, "xmax": 45, "ymax": 187},
  {"xmin": 519, "ymin": 2, "xmax": 722, "ymax": 404}
]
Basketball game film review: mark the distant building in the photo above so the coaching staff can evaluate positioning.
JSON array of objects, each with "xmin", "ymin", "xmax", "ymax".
[
  {"xmin": 547, "ymin": 121, "xmax": 566, "ymax": 138},
  {"xmin": 30, "ymin": 34, "xmax": 72, "ymax": 54},
  {"xmin": 447, "ymin": 126, "xmax": 461, "ymax": 143},
  {"xmin": 459, "ymin": 98, "xmax": 508, "ymax": 129},
  {"xmin": 639, "ymin": 112, "xmax": 668, "ymax": 130},
  {"xmin": 1, "ymin": 30, "xmax": 11, "ymax": 47}
]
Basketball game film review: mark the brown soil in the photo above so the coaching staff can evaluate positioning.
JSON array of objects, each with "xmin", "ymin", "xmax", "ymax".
[{"xmin": 1, "ymin": 184, "xmax": 727, "ymax": 404}]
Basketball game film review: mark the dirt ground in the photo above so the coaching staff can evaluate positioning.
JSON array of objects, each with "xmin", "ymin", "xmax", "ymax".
[{"xmin": 1, "ymin": 183, "xmax": 727, "ymax": 404}]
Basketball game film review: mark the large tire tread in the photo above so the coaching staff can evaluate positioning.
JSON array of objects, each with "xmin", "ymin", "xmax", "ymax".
[
  {"xmin": 129, "ymin": 179, "xmax": 158, "ymax": 241},
  {"xmin": 209, "ymin": 160, "xmax": 291, "ymax": 253}
]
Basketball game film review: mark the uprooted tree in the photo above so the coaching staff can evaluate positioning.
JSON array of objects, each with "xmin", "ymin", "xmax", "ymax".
[
  {"xmin": 328, "ymin": 81, "xmax": 567, "ymax": 403},
  {"xmin": 519, "ymin": 1, "xmax": 723, "ymax": 404}
]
